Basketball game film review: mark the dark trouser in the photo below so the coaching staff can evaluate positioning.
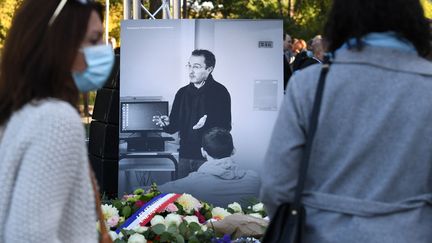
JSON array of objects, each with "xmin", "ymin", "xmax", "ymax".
[{"xmin": 178, "ymin": 158, "xmax": 206, "ymax": 179}]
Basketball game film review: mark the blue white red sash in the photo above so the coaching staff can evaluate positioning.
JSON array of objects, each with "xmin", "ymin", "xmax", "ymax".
[{"xmin": 116, "ymin": 193, "xmax": 181, "ymax": 233}]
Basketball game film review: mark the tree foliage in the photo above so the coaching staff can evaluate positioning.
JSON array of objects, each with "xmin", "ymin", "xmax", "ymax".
[
  {"xmin": 0, "ymin": 0, "xmax": 23, "ymax": 48},
  {"xmin": 102, "ymin": 0, "xmax": 123, "ymax": 46},
  {"xmin": 421, "ymin": 0, "xmax": 432, "ymax": 19},
  {"xmin": 0, "ymin": 0, "xmax": 123, "ymax": 48},
  {"xmin": 187, "ymin": 0, "xmax": 331, "ymax": 40},
  {"xmin": 1, "ymin": 0, "xmax": 432, "ymax": 49}
]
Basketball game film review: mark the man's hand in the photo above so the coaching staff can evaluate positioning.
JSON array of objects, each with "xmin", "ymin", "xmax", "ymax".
[
  {"xmin": 192, "ymin": 115, "xmax": 207, "ymax": 130},
  {"xmin": 152, "ymin": 115, "xmax": 170, "ymax": 127}
]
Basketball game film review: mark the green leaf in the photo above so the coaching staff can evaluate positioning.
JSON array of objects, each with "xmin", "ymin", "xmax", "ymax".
[
  {"xmin": 122, "ymin": 206, "xmax": 132, "ymax": 218},
  {"xmin": 134, "ymin": 188, "xmax": 145, "ymax": 195},
  {"xmin": 175, "ymin": 234, "xmax": 185, "ymax": 243},
  {"xmin": 160, "ymin": 232, "xmax": 173, "ymax": 242},
  {"xmin": 120, "ymin": 229, "xmax": 136, "ymax": 237},
  {"xmin": 178, "ymin": 221, "xmax": 188, "ymax": 236},
  {"xmin": 188, "ymin": 236, "xmax": 200, "ymax": 243},
  {"xmin": 145, "ymin": 230, "xmax": 156, "ymax": 240},
  {"xmin": 143, "ymin": 230, "xmax": 151, "ymax": 238},
  {"xmin": 176, "ymin": 204, "xmax": 185, "ymax": 215},
  {"xmin": 141, "ymin": 194, "xmax": 153, "ymax": 202},
  {"xmin": 152, "ymin": 224, "xmax": 166, "ymax": 235},
  {"xmin": 114, "ymin": 239, "xmax": 126, "ymax": 243},
  {"xmin": 188, "ymin": 222, "xmax": 202, "ymax": 233},
  {"xmin": 167, "ymin": 225, "xmax": 178, "ymax": 234},
  {"xmin": 204, "ymin": 212, "xmax": 212, "ymax": 219},
  {"xmin": 126, "ymin": 197, "xmax": 137, "ymax": 203},
  {"xmin": 112, "ymin": 199, "xmax": 123, "ymax": 210}
]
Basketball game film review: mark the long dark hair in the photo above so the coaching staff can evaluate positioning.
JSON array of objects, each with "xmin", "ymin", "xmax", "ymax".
[
  {"xmin": 324, "ymin": 0, "xmax": 431, "ymax": 57},
  {"xmin": 0, "ymin": 0, "xmax": 103, "ymax": 125}
]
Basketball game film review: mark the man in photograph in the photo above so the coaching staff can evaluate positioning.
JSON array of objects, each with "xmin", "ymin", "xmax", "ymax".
[{"xmin": 153, "ymin": 49, "xmax": 231, "ymax": 179}]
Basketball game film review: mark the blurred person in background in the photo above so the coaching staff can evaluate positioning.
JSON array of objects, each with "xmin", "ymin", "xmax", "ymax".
[
  {"xmin": 261, "ymin": 0, "xmax": 432, "ymax": 242},
  {"xmin": 291, "ymin": 37, "xmax": 319, "ymax": 72},
  {"xmin": 283, "ymin": 32, "xmax": 295, "ymax": 64},
  {"xmin": 291, "ymin": 38, "xmax": 307, "ymax": 55},
  {"xmin": 283, "ymin": 32, "xmax": 294, "ymax": 90},
  {"xmin": 311, "ymin": 35, "xmax": 325, "ymax": 61},
  {"xmin": 0, "ymin": 0, "xmax": 114, "ymax": 242}
]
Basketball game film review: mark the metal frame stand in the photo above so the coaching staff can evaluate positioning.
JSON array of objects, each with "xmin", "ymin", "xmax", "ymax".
[{"xmin": 124, "ymin": 0, "xmax": 181, "ymax": 20}]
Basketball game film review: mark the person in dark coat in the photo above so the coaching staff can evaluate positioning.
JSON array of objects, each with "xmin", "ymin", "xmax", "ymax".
[
  {"xmin": 153, "ymin": 49, "xmax": 231, "ymax": 179},
  {"xmin": 291, "ymin": 50, "xmax": 320, "ymax": 72}
]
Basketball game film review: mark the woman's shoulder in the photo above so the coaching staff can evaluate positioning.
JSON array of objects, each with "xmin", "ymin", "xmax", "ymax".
[
  {"xmin": 21, "ymin": 98, "xmax": 81, "ymax": 124},
  {"xmin": 31, "ymin": 98, "xmax": 79, "ymax": 115},
  {"xmin": 287, "ymin": 64, "xmax": 323, "ymax": 96},
  {"xmin": 9, "ymin": 98, "xmax": 84, "ymax": 138}
]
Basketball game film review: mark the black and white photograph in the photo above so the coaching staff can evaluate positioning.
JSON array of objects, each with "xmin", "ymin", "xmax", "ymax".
[{"xmin": 118, "ymin": 19, "xmax": 283, "ymax": 206}]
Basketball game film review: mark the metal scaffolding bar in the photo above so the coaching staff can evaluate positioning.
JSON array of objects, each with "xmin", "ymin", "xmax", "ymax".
[
  {"xmin": 123, "ymin": 0, "xmax": 131, "ymax": 19},
  {"xmin": 127, "ymin": 0, "xmax": 177, "ymax": 20},
  {"xmin": 133, "ymin": 0, "xmax": 142, "ymax": 19},
  {"xmin": 106, "ymin": 0, "xmax": 110, "ymax": 44},
  {"xmin": 173, "ymin": 0, "xmax": 181, "ymax": 19}
]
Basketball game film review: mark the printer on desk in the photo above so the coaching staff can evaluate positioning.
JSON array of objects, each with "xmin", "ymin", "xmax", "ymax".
[{"xmin": 125, "ymin": 133, "xmax": 174, "ymax": 152}]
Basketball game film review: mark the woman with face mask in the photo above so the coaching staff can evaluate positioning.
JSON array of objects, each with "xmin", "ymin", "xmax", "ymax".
[{"xmin": 0, "ymin": 0, "xmax": 114, "ymax": 242}]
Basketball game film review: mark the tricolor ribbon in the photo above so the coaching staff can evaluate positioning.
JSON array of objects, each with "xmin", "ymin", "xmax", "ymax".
[{"xmin": 115, "ymin": 193, "xmax": 181, "ymax": 233}]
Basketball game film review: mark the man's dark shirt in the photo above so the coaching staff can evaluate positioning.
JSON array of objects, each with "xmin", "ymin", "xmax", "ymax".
[
  {"xmin": 283, "ymin": 54, "xmax": 292, "ymax": 90},
  {"xmin": 163, "ymin": 74, "xmax": 231, "ymax": 159}
]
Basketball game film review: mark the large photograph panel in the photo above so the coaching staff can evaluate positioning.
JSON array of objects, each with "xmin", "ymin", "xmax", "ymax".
[{"xmin": 119, "ymin": 19, "xmax": 283, "ymax": 206}]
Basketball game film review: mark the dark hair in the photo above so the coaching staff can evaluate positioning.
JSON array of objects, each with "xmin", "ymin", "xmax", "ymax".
[
  {"xmin": 202, "ymin": 127, "xmax": 234, "ymax": 159},
  {"xmin": 324, "ymin": 0, "xmax": 431, "ymax": 57},
  {"xmin": 0, "ymin": 0, "xmax": 103, "ymax": 125},
  {"xmin": 191, "ymin": 49, "xmax": 216, "ymax": 70}
]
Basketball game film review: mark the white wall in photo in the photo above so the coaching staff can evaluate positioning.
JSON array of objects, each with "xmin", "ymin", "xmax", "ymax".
[{"xmin": 120, "ymin": 20, "xmax": 195, "ymax": 102}]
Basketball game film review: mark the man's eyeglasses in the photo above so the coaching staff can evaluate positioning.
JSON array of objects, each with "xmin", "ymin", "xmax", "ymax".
[
  {"xmin": 185, "ymin": 64, "xmax": 206, "ymax": 72},
  {"xmin": 48, "ymin": 0, "xmax": 90, "ymax": 26}
]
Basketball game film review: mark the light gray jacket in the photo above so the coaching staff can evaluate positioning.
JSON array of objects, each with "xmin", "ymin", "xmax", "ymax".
[
  {"xmin": 159, "ymin": 157, "xmax": 260, "ymax": 207},
  {"xmin": 260, "ymin": 46, "xmax": 432, "ymax": 243}
]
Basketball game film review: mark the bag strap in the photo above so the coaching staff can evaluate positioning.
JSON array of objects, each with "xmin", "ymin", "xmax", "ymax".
[
  {"xmin": 293, "ymin": 58, "xmax": 331, "ymax": 209},
  {"xmin": 90, "ymin": 168, "xmax": 113, "ymax": 243}
]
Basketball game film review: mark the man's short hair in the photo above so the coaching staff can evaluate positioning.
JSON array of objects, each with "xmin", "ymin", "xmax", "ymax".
[
  {"xmin": 202, "ymin": 127, "xmax": 233, "ymax": 159},
  {"xmin": 191, "ymin": 49, "xmax": 216, "ymax": 69}
]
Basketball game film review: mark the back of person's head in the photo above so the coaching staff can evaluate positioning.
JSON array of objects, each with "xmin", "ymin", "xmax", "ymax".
[
  {"xmin": 192, "ymin": 49, "xmax": 216, "ymax": 70},
  {"xmin": 292, "ymin": 39, "xmax": 307, "ymax": 53},
  {"xmin": 0, "ymin": 0, "xmax": 103, "ymax": 125},
  {"xmin": 307, "ymin": 39, "xmax": 314, "ymax": 51},
  {"xmin": 324, "ymin": 0, "xmax": 431, "ymax": 57},
  {"xmin": 202, "ymin": 127, "xmax": 234, "ymax": 159},
  {"xmin": 311, "ymin": 35, "xmax": 324, "ymax": 60}
]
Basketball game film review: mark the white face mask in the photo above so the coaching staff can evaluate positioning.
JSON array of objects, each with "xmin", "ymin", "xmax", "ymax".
[{"xmin": 72, "ymin": 44, "xmax": 114, "ymax": 92}]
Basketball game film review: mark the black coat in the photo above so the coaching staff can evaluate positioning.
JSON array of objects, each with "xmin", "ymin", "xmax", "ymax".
[
  {"xmin": 164, "ymin": 75, "xmax": 231, "ymax": 159},
  {"xmin": 292, "ymin": 51, "xmax": 319, "ymax": 72}
]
